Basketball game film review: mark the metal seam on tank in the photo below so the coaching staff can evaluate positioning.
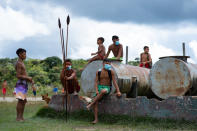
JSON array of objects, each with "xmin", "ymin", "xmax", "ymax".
[{"xmin": 185, "ymin": 63, "xmax": 193, "ymax": 93}]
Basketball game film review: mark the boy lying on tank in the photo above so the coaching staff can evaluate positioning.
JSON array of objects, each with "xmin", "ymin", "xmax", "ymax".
[{"xmin": 86, "ymin": 59, "xmax": 121, "ymax": 124}]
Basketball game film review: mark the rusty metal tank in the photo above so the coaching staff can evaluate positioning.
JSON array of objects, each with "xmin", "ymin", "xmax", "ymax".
[
  {"xmin": 81, "ymin": 60, "xmax": 152, "ymax": 97},
  {"xmin": 150, "ymin": 56, "xmax": 197, "ymax": 99}
]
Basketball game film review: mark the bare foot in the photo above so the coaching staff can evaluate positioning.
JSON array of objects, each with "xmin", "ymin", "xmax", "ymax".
[
  {"xmin": 73, "ymin": 91, "xmax": 78, "ymax": 96},
  {"xmin": 16, "ymin": 118, "xmax": 20, "ymax": 121},
  {"xmin": 21, "ymin": 117, "xmax": 25, "ymax": 121},
  {"xmin": 16, "ymin": 118, "xmax": 24, "ymax": 122},
  {"xmin": 92, "ymin": 119, "xmax": 98, "ymax": 124},
  {"xmin": 86, "ymin": 104, "xmax": 91, "ymax": 110}
]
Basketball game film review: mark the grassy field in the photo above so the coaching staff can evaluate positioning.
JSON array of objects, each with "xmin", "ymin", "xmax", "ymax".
[{"xmin": 0, "ymin": 102, "xmax": 197, "ymax": 131}]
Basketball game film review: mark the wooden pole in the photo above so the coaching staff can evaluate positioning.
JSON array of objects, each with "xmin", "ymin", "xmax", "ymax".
[
  {"xmin": 182, "ymin": 42, "xmax": 185, "ymax": 56},
  {"xmin": 126, "ymin": 46, "xmax": 128, "ymax": 64}
]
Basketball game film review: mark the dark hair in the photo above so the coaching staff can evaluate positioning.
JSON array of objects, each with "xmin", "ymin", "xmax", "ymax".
[
  {"xmin": 65, "ymin": 59, "xmax": 72, "ymax": 63},
  {"xmin": 112, "ymin": 35, "xmax": 119, "ymax": 40},
  {"xmin": 98, "ymin": 37, "xmax": 104, "ymax": 43},
  {"xmin": 103, "ymin": 59, "xmax": 111, "ymax": 63},
  {"xmin": 144, "ymin": 46, "xmax": 149, "ymax": 50},
  {"xmin": 16, "ymin": 48, "xmax": 26, "ymax": 56}
]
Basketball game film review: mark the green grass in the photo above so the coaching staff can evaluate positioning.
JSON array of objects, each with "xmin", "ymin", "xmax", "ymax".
[{"xmin": 0, "ymin": 102, "xmax": 197, "ymax": 131}]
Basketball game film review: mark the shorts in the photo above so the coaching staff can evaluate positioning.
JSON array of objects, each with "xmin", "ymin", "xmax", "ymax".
[
  {"xmin": 94, "ymin": 85, "xmax": 111, "ymax": 97},
  {"xmin": 15, "ymin": 80, "xmax": 28, "ymax": 95},
  {"xmin": 2, "ymin": 88, "xmax": 6, "ymax": 94},
  {"xmin": 53, "ymin": 88, "xmax": 58, "ymax": 93},
  {"xmin": 98, "ymin": 54, "xmax": 104, "ymax": 59}
]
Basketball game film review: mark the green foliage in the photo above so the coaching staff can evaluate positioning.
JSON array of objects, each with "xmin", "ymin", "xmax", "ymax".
[
  {"xmin": 36, "ymin": 107, "xmax": 197, "ymax": 130},
  {"xmin": 71, "ymin": 59, "xmax": 88, "ymax": 79},
  {"xmin": 0, "ymin": 57, "xmax": 87, "ymax": 96},
  {"xmin": 1, "ymin": 102, "xmax": 197, "ymax": 130},
  {"xmin": 128, "ymin": 57, "xmax": 140, "ymax": 66},
  {"xmin": 41, "ymin": 56, "xmax": 62, "ymax": 72}
]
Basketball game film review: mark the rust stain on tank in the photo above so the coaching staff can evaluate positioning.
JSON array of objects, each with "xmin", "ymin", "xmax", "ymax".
[
  {"xmin": 174, "ymin": 59, "xmax": 180, "ymax": 66},
  {"xmin": 175, "ymin": 87, "xmax": 185, "ymax": 95}
]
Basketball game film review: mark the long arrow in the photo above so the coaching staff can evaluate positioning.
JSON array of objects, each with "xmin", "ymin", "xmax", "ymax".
[
  {"xmin": 58, "ymin": 18, "xmax": 65, "ymax": 62},
  {"xmin": 65, "ymin": 15, "xmax": 70, "ymax": 122},
  {"xmin": 58, "ymin": 18, "xmax": 67, "ymax": 122},
  {"xmin": 65, "ymin": 15, "xmax": 70, "ymax": 58},
  {"xmin": 61, "ymin": 29, "xmax": 65, "ymax": 61}
]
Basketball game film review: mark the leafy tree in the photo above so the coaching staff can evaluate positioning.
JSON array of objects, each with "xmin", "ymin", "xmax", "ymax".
[{"xmin": 128, "ymin": 57, "xmax": 140, "ymax": 66}]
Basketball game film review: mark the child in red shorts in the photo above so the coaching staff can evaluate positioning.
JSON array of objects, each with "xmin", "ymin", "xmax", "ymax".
[{"xmin": 2, "ymin": 80, "xmax": 7, "ymax": 100}]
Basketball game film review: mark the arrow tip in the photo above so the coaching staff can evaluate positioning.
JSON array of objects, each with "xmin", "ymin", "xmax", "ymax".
[
  {"xmin": 58, "ymin": 18, "xmax": 61, "ymax": 28},
  {"xmin": 67, "ymin": 15, "xmax": 70, "ymax": 25}
]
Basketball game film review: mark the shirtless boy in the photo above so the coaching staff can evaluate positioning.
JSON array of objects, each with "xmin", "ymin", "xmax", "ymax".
[
  {"xmin": 60, "ymin": 59, "xmax": 80, "ymax": 95},
  {"xmin": 105, "ymin": 35, "xmax": 123, "ymax": 60},
  {"xmin": 139, "ymin": 46, "xmax": 152, "ymax": 69},
  {"xmin": 2, "ymin": 80, "xmax": 7, "ymax": 100},
  {"xmin": 87, "ymin": 59, "xmax": 121, "ymax": 124},
  {"xmin": 88, "ymin": 37, "xmax": 106, "ymax": 63},
  {"xmin": 15, "ymin": 48, "xmax": 35, "ymax": 121}
]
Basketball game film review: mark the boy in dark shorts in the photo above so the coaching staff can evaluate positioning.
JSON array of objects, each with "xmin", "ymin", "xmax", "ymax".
[
  {"xmin": 60, "ymin": 59, "xmax": 80, "ymax": 95},
  {"xmin": 86, "ymin": 59, "xmax": 121, "ymax": 124}
]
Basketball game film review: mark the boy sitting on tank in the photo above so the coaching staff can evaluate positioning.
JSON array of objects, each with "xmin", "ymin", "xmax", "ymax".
[
  {"xmin": 60, "ymin": 59, "xmax": 80, "ymax": 95},
  {"xmin": 88, "ymin": 37, "xmax": 106, "ymax": 63},
  {"xmin": 139, "ymin": 46, "xmax": 152, "ymax": 69},
  {"xmin": 86, "ymin": 59, "xmax": 121, "ymax": 124},
  {"xmin": 105, "ymin": 35, "xmax": 123, "ymax": 61}
]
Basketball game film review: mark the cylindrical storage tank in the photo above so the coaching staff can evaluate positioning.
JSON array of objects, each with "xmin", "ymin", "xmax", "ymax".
[
  {"xmin": 81, "ymin": 60, "xmax": 152, "ymax": 97},
  {"xmin": 150, "ymin": 57, "xmax": 197, "ymax": 99}
]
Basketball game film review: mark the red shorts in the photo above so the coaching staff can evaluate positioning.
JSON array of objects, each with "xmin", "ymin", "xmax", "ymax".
[
  {"xmin": 139, "ymin": 63, "xmax": 150, "ymax": 69},
  {"xmin": 98, "ymin": 54, "xmax": 104, "ymax": 60},
  {"xmin": 2, "ymin": 88, "xmax": 6, "ymax": 94}
]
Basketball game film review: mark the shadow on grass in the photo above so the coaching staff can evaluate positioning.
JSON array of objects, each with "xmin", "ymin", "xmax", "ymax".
[{"xmin": 35, "ymin": 107, "xmax": 197, "ymax": 130}]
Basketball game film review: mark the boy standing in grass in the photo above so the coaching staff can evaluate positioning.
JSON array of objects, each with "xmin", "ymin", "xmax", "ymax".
[
  {"xmin": 2, "ymin": 80, "xmax": 7, "ymax": 100},
  {"xmin": 15, "ymin": 48, "xmax": 36, "ymax": 121},
  {"xmin": 60, "ymin": 59, "xmax": 80, "ymax": 95},
  {"xmin": 105, "ymin": 35, "xmax": 123, "ymax": 60},
  {"xmin": 87, "ymin": 59, "xmax": 121, "ymax": 124}
]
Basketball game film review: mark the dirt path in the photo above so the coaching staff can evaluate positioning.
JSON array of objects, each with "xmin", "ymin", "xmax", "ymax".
[{"xmin": 0, "ymin": 97, "xmax": 42, "ymax": 102}]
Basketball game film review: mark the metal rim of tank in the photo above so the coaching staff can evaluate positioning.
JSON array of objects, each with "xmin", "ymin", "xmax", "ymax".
[{"xmin": 149, "ymin": 57, "xmax": 191, "ymax": 99}]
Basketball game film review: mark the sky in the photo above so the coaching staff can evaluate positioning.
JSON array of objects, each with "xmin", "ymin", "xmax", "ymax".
[{"xmin": 0, "ymin": 0, "xmax": 197, "ymax": 63}]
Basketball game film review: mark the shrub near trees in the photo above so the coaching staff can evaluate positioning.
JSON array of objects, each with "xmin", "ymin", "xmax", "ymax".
[{"xmin": 0, "ymin": 57, "xmax": 88, "ymax": 96}]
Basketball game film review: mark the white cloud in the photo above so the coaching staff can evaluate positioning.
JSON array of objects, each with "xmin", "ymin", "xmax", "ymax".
[
  {"xmin": 0, "ymin": 6, "xmax": 49, "ymax": 41},
  {"xmin": 188, "ymin": 40, "xmax": 197, "ymax": 63},
  {"xmin": 151, "ymin": 43, "xmax": 176, "ymax": 62},
  {"xmin": 188, "ymin": 58, "xmax": 196, "ymax": 64},
  {"xmin": 69, "ymin": 17, "xmax": 177, "ymax": 63},
  {"xmin": 0, "ymin": 0, "xmax": 197, "ymax": 65}
]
